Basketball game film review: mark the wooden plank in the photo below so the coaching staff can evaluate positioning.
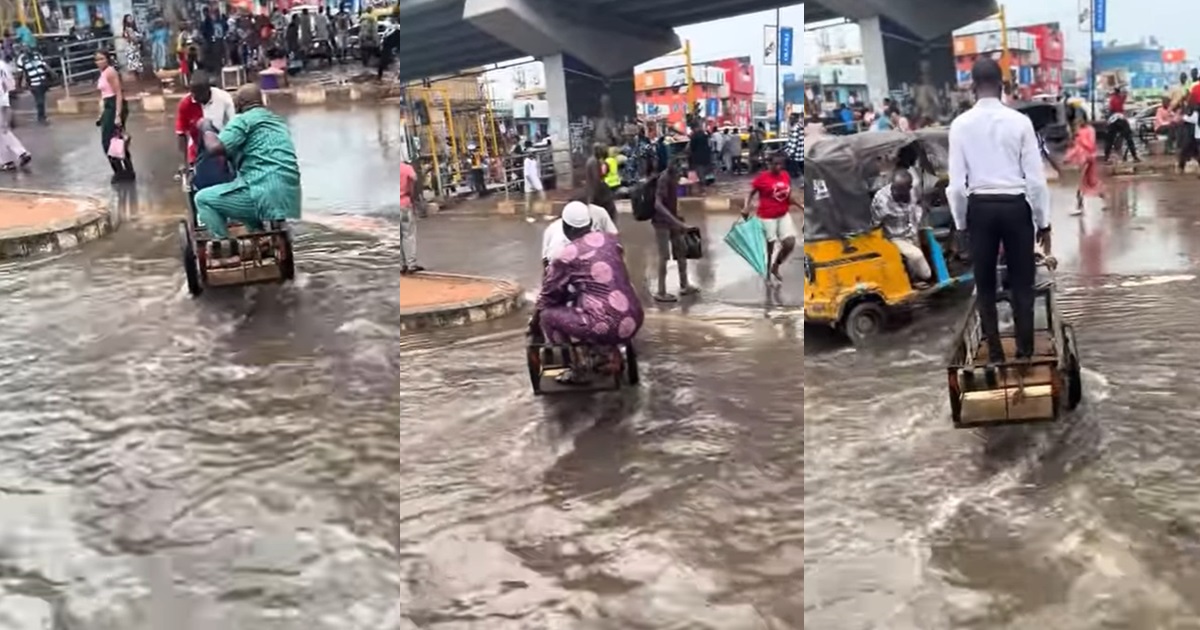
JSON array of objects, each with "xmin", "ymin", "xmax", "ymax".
[
  {"xmin": 963, "ymin": 364, "xmax": 1055, "ymax": 389},
  {"xmin": 975, "ymin": 333, "xmax": 1055, "ymax": 364},
  {"xmin": 961, "ymin": 385, "xmax": 1055, "ymax": 423}
]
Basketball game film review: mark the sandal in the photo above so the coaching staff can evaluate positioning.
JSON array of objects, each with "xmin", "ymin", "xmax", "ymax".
[{"xmin": 654, "ymin": 293, "xmax": 678, "ymax": 302}]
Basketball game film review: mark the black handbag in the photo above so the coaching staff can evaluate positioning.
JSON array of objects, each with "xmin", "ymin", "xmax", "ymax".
[{"xmin": 672, "ymin": 227, "xmax": 704, "ymax": 261}]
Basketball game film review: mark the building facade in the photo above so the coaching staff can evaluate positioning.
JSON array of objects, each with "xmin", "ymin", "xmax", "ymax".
[
  {"xmin": 952, "ymin": 22, "xmax": 1064, "ymax": 99},
  {"xmin": 1094, "ymin": 42, "xmax": 1187, "ymax": 95},
  {"xmin": 634, "ymin": 56, "xmax": 755, "ymax": 129}
]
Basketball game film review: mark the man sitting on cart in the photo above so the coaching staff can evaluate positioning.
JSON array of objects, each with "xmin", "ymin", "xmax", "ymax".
[
  {"xmin": 871, "ymin": 169, "xmax": 932, "ymax": 288},
  {"xmin": 531, "ymin": 213, "xmax": 644, "ymax": 384},
  {"xmin": 194, "ymin": 84, "xmax": 301, "ymax": 240}
]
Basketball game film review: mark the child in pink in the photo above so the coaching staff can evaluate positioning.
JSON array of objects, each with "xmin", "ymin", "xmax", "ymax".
[{"xmin": 1065, "ymin": 119, "xmax": 1104, "ymax": 212}]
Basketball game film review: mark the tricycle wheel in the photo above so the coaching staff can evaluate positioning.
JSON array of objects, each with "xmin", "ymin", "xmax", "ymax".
[
  {"xmin": 527, "ymin": 345, "xmax": 543, "ymax": 395},
  {"xmin": 277, "ymin": 225, "xmax": 295, "ymax": 281},
  {"xmin": 843, "ymin": 301, "xmax": 886, "ymax": 345},
  {"xmin": 625, "ymin": 342, "xmax": 640, "ymax": 385},
  {"xmin": 177, "ymin": 220, "xmax": 203, "ymax": 297},
  {"xmin": 1064, "ymin": 325, "xmax": 1083, "ymax": 410}
]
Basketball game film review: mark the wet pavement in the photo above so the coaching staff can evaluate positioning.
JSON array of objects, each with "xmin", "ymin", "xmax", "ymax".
[
  {"xmin": 0, "ymin": 106, "xmax": 406, "ymax": 628},
  {"xmin": 399, "ymin": 214, "xmax": 803, "ymax": 627},
  {"xmin": 805, "ymin": 177, "xmax": 1200, "ymax": 629}
]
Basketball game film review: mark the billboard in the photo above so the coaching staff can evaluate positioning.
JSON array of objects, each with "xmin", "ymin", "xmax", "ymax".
[
  {"xmin": 779, "ymin": 26, "xmax": 794, "ymax": 66},
  {"xmin": 953, "ymin": 36, "xmax": 977, "ymax": 56},
  {"xmin": 1164, "ymin": 49, "xmax": 1187, "ymax": 63}
]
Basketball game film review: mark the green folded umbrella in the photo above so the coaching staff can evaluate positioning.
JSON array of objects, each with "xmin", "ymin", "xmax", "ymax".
[{"xmin": 724, "ymin": 216, "xmax": 769, "ymax": 278}]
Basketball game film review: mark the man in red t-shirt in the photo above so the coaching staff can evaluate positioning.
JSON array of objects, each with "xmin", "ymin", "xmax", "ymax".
[
  {"xmin": 1103, "ymin": 86, "xmax": 1140, "ymax": 163},
  {"xmin": 174, "ymin": 72, "xmax": 236, "ymax": 166},
  {"xmin": 742, "ymin": 152, "xmax": 802, "ymax": 283}
]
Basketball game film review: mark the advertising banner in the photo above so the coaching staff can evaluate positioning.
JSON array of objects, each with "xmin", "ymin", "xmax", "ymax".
[
  {"xmin": 779, "ymin": 26, "xmax": 794, "ymax": 66},
  {"xmin": 763, "ymin": 25, "xmax": 778, "ymax": 66}
]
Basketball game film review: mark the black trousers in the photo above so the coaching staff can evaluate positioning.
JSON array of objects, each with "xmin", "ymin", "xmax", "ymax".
[
  {"xmin": 1104, "ymin": 117, "xmax": 1138, "ymax": 161},
  {"xmin": 1179, "ymin": 123, "xmax": 1199, "ymax": 169},
  {"xmin": 968, "ymin": 194, "xmax": 1036, "ymax": 360}
]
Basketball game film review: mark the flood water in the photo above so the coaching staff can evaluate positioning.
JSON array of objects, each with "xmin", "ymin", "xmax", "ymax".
[
  {"xmin": 0, "ymin": 109, "xmax": 805, "ymax": 629},
  {"xmin": 399, "ymin": 215, "xmax": 804, "ymax": 628},
  {"xmin": 805, "ymin": 179, "xmax": 1200, "ymax": 629}
]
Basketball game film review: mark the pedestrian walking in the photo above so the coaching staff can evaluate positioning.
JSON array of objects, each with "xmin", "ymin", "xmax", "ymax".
[
  {"xmin": 522, "ymin": 141, "xmax": 544, "ymax": 223},
  {"xmin": 0, "ymin": 55, "xmax": 29, "ymax": 171},
  {"xmin": 1064, "ymin": 117, "xmax": 1104, "ymax": 213},
  {"xmin": 399, "ymin": 158, "xmax": 424, "ymax": 274},
  {"xmin": 948, "ymin": 57, "xmax": 1050, "ymax": 365},
  {"xmin": 15, "ymin": 44, "xmax": 49, "ymax": 124},
  {"xmin": 1103, "ymin": 86, "xmax": 1140, "ymax": 163},
  {"xmin": 651, "ymin": 160, "xmax": 698, "ymax": 302}
]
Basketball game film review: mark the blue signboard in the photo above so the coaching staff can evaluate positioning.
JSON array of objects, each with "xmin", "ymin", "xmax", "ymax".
[
  {"xmin": 1093, "ymin": 0, "xmax": 1106, "ymax": 34},
  {"xmin": 956, "ymin": 69, "xmax": 972, "ymax": 86},
  {"xmin": 779, "ymin": 26, "xmax": 794, "ymax": 66},
  {"xmin": 707, "ymin": 98, "xmax": 720, "ymax": 117},
  {"xmin": 1018, "ymin": 66, "xmax": 1034, "ymax": 86}
]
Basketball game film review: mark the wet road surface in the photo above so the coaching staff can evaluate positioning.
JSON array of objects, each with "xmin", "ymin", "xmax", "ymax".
[
  {"xmin": 399, "ymin": 213, "xmax": 804, "ymax": 628},
  {"xmin": 0, "ymin": 106, "xmax": 406, "ymax": 628},
  {"xmin": 805, "ymin": 178, "xmax": 1200, "ymax": 629}
]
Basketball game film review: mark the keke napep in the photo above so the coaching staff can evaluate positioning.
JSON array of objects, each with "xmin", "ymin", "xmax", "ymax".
[{"xmin": 802, "ymin": 128, "xmax": 973, "ymax": 343}]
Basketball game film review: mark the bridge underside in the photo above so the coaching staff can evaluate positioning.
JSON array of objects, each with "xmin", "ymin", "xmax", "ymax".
[
  {"xmin": 398, "ymin": 0, "xmax": 803, "ymax": 82},
  {"xmin": 805, "ymin": 0, "xmax": 997, "ymax": 40}
]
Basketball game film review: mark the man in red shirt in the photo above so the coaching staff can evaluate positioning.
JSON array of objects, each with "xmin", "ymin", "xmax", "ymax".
[
  {"xmin": 742, "ymin": 152, "xmax": 802, "ymax": 283},
  {"xmin": 1103, "ymin": 86, "xmax": 1140, "ymax": 162},
  {"xmin": 174, "ymin": 71, "xmax": 235, "ymax": 166}
]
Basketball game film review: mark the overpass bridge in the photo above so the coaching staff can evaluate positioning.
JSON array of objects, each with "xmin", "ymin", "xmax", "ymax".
[
  {"xmin": 398, "ymin": 0, "xmax": 995, "ymax": 182},
  {"xmin": 806, "ymin": 0, "xmax": 997, "ymax": 106}
]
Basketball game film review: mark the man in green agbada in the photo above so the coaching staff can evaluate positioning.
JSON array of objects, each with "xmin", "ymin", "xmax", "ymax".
[{"xmin": 195, "ymin": 83, "xmax": 302, "ymax": 239}]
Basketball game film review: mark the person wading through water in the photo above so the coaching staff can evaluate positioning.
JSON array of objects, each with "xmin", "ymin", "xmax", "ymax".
[{"xmin": 948, "ymin": 57, "xmax": 1051, "ymax": 368}]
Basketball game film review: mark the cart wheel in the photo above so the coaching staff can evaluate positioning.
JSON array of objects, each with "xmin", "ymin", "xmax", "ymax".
[
  {"xmin": 278, "ymin": 227, "xmax": 295, "ymax": 281},
  {"xmin": 843, "ymin": 301, "xmax": 886, "ymax": 345},
  {"xmin": 1064, "ymin": 325, "xmax": 1083, "ymax": 410},
  {"xmin": 624, "ymin": 342, "xmax": 640, "ymax": 385},
  {"xmin": 177, "ymin": 220, "xmax": 203, "ymax": 297},
  {"xmin": 527, "ymin": 345, "xmax": 543, "ymax": 395}
]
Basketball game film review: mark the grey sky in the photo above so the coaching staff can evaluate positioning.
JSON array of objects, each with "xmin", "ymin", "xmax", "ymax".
[{"xmin": 490, "ymin": 4, "xmax": 804, "ymax": 101}]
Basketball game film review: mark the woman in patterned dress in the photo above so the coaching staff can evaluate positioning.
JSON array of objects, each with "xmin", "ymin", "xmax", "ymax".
[{"xmin": 121, "ymin": 15, "xmax": 144, "ymax": 78}]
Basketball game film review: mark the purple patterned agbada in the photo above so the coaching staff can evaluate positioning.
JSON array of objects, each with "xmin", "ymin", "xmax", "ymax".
[{"xmin": 537, "ymin": 232, "xmax": 644, "ymax": 345}]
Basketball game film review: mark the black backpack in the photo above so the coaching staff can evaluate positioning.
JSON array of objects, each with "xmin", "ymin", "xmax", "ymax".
[{"xmin": 632, "ymin": 174, "xmax": 659, "ymax": 222}]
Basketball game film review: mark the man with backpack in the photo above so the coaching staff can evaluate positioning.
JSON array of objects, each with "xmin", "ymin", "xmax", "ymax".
[{"xmin": 631, "ymin": 159, "xmax": 697, "ymax": 302}]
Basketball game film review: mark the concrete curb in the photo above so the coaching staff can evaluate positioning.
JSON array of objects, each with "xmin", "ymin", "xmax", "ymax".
[
  {"xmin": 483, "ymin": 195, "xmax": 748, "ymax": 218},
  {"xmin": 0, "ymin": 189, "xmax": 110, "ymax": 260},
  {"xmin": 54, "ymin": 83, "xmax": 391, "ymax": 116},
  {"xmin": 399, "ymin": 272, "xmax": 525, "ymax": 332}
]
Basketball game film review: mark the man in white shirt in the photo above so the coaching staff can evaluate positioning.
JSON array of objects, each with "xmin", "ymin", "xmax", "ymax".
[
  {"xmin": 0, "ymin": 55, "xmax": 29, "ymax": 170},
  {"xmin": 522, "ymin": 141, "xmax": 544, "ymax": 223},
  {"xmin": 542, "ymin": 201, "xmax": 618, "ymax": 266},
  {"xmin": 948, "ymin": 58, "xmax": 1051, "ymax": 363}
]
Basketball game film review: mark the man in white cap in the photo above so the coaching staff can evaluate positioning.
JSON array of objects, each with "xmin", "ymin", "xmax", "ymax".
[{"xmin": 541, "ymin": 201, "xmax": 618, "ymax": 267}]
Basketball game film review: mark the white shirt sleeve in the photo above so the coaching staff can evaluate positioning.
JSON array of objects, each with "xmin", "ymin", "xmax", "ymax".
[
  {"xmin": 947, "ymin": 118, "xmax": 969, "ymax": 231},
  {"xmin": 523, "ymin": 157, "xmax": 538, "ymax": 182},
  {"xmin": 541, "ymin": 223, "xmax": 559, "ymax": 261},
  {"xmin": 1019, "ymin": 116, "xmax": 1051, "ymax": 230},
  {"xmin": 1185, "ymin": 111, "xmax": 1199, "ymax": 125}
]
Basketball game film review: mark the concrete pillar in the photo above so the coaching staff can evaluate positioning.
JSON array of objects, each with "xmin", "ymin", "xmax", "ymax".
[
  {"xmin": 542, "ymin": 53, "xmax": 636, "ymax": 190},
  {"xmin": 859, "ymin": 16, "xmax": 890, "ymax": 109},
  {"xmin": 543, "ymin": 54, "xmax": 573, "ymax": 189}
]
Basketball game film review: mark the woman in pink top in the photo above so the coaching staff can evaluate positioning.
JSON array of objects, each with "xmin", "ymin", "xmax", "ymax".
[
  {"xmin": 94, "ymin": 50, "xmax": 135, "ymax": 182},
  {"xmin": 399, "ymin": 159, "xmax": 423, "ymax": 273}
]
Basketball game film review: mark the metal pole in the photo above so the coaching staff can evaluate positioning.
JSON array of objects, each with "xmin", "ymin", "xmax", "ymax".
[
  {"xmin": 775, "ymin": 7, "xmax": 781, "ymax": 130},
  {"xmin": 1089, "ymin": 3, "xmax": 1096, "ymax": 119}
]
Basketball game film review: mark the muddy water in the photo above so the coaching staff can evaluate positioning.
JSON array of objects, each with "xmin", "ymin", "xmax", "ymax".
[
  {"xmin": 0, "ymin": 107, "xmax": 805, "ymax": 629},
  {"xmin": 805, "ymin": 179, "xmax": 1200, "ymax": 629},
  {"xmin": 399, "ymin": 214, "xmax": 803, "ymax": 628}
]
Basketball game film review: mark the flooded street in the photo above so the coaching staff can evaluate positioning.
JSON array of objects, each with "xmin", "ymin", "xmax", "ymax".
[
  {"xmin": 805, "ymin": 178, "xmax": 1200, "ymax": 629},
  {"xmin": 0, "ymin": 107, "xmax": 404, "ymax": 628},
  {"xmin": 0, "ymin": 107, "xmax": 804, "ymax": 629},
  {"xmin": 399, "ymin": 215, "xmax": 803, "ymax": 628}
]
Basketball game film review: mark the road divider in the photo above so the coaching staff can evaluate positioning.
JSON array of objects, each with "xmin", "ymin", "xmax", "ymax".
[{"xmin": 55, "ymin": 83, "xmax": 392, "ymax": 116}]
